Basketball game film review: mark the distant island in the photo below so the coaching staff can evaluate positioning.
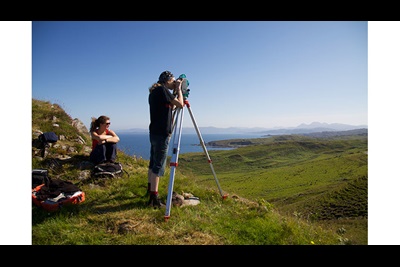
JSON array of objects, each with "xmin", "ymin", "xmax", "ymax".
[{"xmin": 203, "ymin": 128, "xmax": 368, "ymax": 148}]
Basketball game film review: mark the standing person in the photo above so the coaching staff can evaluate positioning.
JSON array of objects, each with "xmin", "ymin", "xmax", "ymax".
[
  {"xmin": 147, "ymin": 70, "xmax": 184, "ymax": 208},
  {"xmin": 89, "ymin": 115, "xmax": 120, "ymax": 165}
]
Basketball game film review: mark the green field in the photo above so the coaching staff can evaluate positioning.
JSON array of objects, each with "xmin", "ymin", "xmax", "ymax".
[{"xmin": 31, "ymin": 99, "xmax": 367, "ymax": 245}]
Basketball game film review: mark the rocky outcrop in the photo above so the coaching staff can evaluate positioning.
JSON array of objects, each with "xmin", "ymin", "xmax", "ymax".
[
  {"xmin": 32, "ymin": 100, "xmax": 92, "ymax": 160},
  {"xmin": 72, "ymin": 118, "xmax": 90, "ymax": 136}
]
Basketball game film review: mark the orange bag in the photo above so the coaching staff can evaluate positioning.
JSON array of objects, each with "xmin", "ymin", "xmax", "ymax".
[{"xmin": 32, "ymin": 181, "xmax": 85, "ymax": 212}]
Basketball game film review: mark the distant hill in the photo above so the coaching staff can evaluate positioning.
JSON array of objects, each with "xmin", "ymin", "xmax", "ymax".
[
  {"xmin": 299, "ymin": 128, "xmax": 368, "ymax": 138},
  {"xmin": 118, "ymin": 122, "xmax": 368, "ymax": 135},
  {"xmin": 255, "ymin": 122, "xmax": 367, "ymax": 135}
]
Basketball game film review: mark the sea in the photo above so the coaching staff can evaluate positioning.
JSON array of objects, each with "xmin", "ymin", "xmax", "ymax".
[{"xmin": 117, "ymin": 133, "xmax": 264, "ymax": 160}]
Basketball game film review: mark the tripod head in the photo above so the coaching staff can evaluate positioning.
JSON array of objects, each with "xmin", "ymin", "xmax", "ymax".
[{"xmin": 177, "ymin": 74, "xmax": 190, "ymax": 99}]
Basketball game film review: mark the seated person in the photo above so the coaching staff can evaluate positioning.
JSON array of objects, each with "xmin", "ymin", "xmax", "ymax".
[{"xmin": 89, "ymin": 115, "xmax": 120, "ymax": 165}]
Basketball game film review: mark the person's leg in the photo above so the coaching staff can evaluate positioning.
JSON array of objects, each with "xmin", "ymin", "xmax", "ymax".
[
  {"xmin": 149, "ymin": 171, "xmax": 160, "ymax": 196},
  {"xmin": 105, "ymin": 143, "xmax": 117, "ymax": 162},
  {"xmin": 148, "ymin": 134, "xmax": 170, "ymax": 208},
  {"xmin": 151, "ymin": 134, "xmax": 169, "ymax": 178},
  {"xmin": 148, "ymin": 137, "xmax": 155, "ymax": 195},
  {"xmin": 147, "ymin": 169, "xmax": 152, "ymax": 195},
  {"xmin": 148, "ymin": 172, "xmax": 162, "ymax": 208},
  {"xmin": 90, "ymin": 144, "xmax": 107, "ymax": 165}
]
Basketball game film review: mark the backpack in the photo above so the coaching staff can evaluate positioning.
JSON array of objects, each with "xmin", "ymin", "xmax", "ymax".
[
  {"xmin": 32, "ymin": 169, "xmax": 50, "ymax": 189},
  {"xmin": 92, "ymin": 162, "xmax": 124, "ymax": 179},
  {"xmin": 32, "ymin": 178, "xmax": 85, "ymax": 212},
  {"xmin": 39, "ymin": 132, "xmax": 58, "ymax": 144}
]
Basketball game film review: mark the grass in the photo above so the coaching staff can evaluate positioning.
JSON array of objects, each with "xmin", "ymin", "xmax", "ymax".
[
  {"xmin": 31, "ymin": 98, "xmax": 367, "ymax": 245},
  {"xmin": 178, "ymin": 135, "xmax": 368, "ymax": 245}
]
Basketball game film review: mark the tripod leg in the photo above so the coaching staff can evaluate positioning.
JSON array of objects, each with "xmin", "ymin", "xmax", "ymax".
[
  {"xmin": 164, "ymin": 107, "xmax": 184, "ymax": 221},
  {"xmin": 171, "ymin": 108, "xmax": 178, "ymax": 133},
  {"xmin": 185, "ymin": 101, "xmax": 228, "ymax": 199}
]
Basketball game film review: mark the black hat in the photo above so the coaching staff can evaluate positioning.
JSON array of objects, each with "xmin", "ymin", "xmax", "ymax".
[{"xmin": 158, "ymin": 71, "xmax": 174, "ymax": 84}]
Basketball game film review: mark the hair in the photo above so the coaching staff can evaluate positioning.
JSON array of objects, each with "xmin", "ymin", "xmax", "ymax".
[
  {"xmin": 90, "ymin": 115, "xmax": 110, "ymax": 132},
  {"xmin": 158, "ymin": 70, "xmax": 174, "ymax": 83},
  {"xmin": 149, "ymin": 82, "xmax": 161, "ymax": 93},
  {"xmin": 149, "ymin": 70, "xmax": 174, "ymax": 93}
]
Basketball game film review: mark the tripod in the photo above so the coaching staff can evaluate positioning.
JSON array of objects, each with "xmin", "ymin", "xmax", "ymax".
[{"xmin": 164, "ymin": 97, "xmax": 228, "ymax": 221}]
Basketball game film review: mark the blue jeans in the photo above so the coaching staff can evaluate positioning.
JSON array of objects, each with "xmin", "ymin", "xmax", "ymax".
[
  {"xmin": 149, "ymin": 133, "xmax": 170, "ymax": 177},
  {"xmin": 90, "ymin": 143, "xmax": 117, "ymax": 165}
]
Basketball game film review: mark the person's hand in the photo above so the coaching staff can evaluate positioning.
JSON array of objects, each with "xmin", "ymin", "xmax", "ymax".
[{"xmin": 174, "ymin": 79, "xmax": 182, "ymax": 94}]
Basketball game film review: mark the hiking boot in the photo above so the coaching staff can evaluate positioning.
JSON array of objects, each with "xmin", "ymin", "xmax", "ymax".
[{"xmin": 148, "ymin": 194, "xmax": 165, "ymax": 209}]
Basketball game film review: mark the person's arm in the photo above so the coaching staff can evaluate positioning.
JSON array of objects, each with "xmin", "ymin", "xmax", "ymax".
[
  {"xmin": 91, "ymin": 131, "xmax": 104, "ymax": 142},
  {"xmin": 104, "ymin": 130, "xmax": 120, "ymax": 143},
  {"xmin": 91, "ymin": 131, "xmax": 118, "ymax": 144}
]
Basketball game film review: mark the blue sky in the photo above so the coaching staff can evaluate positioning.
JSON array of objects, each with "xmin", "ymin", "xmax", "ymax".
[
  {"xmin": 31, "ymin": 21, "xmax": 368, "ymax": 131},
  {"xmin": 1, "ymin": 21, "xmax": 400, "ymax": 245}
]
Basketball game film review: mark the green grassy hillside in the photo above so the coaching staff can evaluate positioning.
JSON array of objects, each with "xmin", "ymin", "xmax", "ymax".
[{"xmin": 31, "ymin": 99, "xmax": 367, "ymax": 245}]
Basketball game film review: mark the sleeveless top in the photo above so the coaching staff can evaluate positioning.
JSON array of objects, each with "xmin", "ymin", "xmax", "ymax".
[{"xmin": 91, "ymin": 129, "xmax": 110, "ymax": 149}]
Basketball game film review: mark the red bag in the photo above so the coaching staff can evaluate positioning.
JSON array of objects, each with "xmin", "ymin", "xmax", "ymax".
[{"xmin": 32, "ymin": 181, "xmax": 85, "ymax": 212}]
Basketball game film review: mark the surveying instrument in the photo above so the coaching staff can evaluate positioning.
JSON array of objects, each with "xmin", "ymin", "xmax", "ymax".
[{"xmin": 164, "ymin": 74, "xmax": 228, "ymax": 221}]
